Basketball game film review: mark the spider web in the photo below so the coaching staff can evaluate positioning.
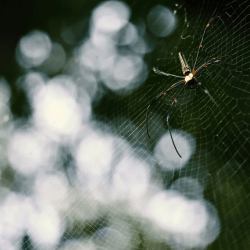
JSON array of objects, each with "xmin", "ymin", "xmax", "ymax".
[
  {"xmin": 95, "ymin": 0, "xmax": 250, "ymax": 249},
  {"xmin": 135, "ymin": 0, "xmax": 250, "ymax": 248},
  {"xmin": 136, "ymin": 1, "xmax": 250, "ymax": 249},
  {"xmin": 1, "ymin": 0, "xmax": 250, "ymax": 250}
]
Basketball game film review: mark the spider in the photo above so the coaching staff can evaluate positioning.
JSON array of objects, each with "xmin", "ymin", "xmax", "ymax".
[{"xmin": 146, "ymin": 16, "xmax": 249, "ymax": 158}]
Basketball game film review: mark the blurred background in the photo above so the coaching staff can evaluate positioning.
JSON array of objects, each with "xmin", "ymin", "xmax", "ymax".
[{"xmin": 0, "ymin": 0, "xmax": 250, "ymax": 249}]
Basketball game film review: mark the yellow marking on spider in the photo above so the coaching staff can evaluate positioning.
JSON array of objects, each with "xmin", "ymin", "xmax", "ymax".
[{"xmin": 185, "ymin": 73, "xmax": 193, "ymax": 83}]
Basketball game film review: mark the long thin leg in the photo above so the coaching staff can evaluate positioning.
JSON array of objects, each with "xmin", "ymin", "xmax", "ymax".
[
  {"xmin": 195, "ymin": 55, "xmax": 250, "ymax": 75},
  {"xmin": 195, "ymin": 57, "xmax": 224, "ymax": 74},
  {"xmin": 193, "ymin": 16, "xmax": 221, "ymax": 70},
  {"xmin": 198, "ymin": 82, "xmax": 219, "ymax": 106},
  {"xmin": 166, "ymin": 84, "xmax": 186, "ymax": 158},
  {"xmin": 146, "ymin": 80, "xmax": 185, "ymax": 138},
  {"xmin": 153, "ymin": 67, "xmax": 184, "ymax": 79},
  {"xmin": 198, "ymin": 82, "xmax": 232, "ymax": 122}
]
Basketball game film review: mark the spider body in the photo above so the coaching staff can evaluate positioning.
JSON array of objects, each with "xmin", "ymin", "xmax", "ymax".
[
  {"xmin": 146, "ymin": 16, "xmax": 250, "ymax": 158},
  {"xmin": 184, "ymin": 72, "xmax": 197, "ymax": 89},
  {"xmin": 180, "ymin": 52, "xmax": 198, "ymax": 88}
]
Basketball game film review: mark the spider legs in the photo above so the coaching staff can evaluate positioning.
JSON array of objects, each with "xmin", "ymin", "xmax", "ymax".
[
  {"xmin": 153, "ymin": 67, "xmax": 184, "ymax": 79},
  {"xmin": 198, "ymin": 82, "xmax": 219, "ymax": 107},
  {"xmin": 198, "ymin": 81, "xmax": 233, "ymax": 125},
  {"xmin": 193, "ymin": 16, "xmax": 221, "ymax": 69},
  {"xmin": 146, "ymin": 80, "xmax": 184, "ymax": 139},
  {"xmin": 195, "ymin": 55, "xmax": 230, "ymax": 74},
  {"xmin": 166, "ymin": 84, "xmax": 186, "ymax": 158},
  {"xmin": 195, "ymin": 55, "xmax": 250, "ymax": 76}
]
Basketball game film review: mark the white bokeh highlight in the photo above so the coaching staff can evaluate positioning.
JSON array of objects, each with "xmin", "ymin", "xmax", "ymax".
[
  {"xmin": 33, "ymin": 76, "xmax": 88, "ymax": 139},
  {"xmin": 91, "ymin": 1, "xmax": 131, "ymax": 33},
  {"xmin": 7, "ymin": 128, "xmax": 58, "ymax": 175},
  {"xmin": 33, "ymin": 173, "xmax": 70, "ymax": 211},
  {"xmin": 154, "ymin": 130, "xmax": 196, "ymax": 170},
  {"xmin": 27, "ymin": 206, "xmax": 64, "ymax": 250},
  {"xmin": 76, "ymin": 132, "xmax": 114, "ymax": 177},
  {"xmin": 147, "ymin": 5, "xmax": 176, "ymax": 37},
  {"xmin": 116, "ymin": 23, "xmax": 138, "ymax": 46},
  {"xmin": 144, "ymin": 190, "xmax": 220, "ymax": 248},
  {"xmin": 16, "ymin": 30, "xmax": 52, "ymax": 68},
  {"xmin": 0, "ymin": 193, "xmax": 28, "ymax": 242},
  {"xmin": 75, "ymin": 0, "xmax": 149, "ymax": 95},
  {"xmin": 112, "ymin": 155, "xmax": 151, "ymax": 201},
  {"xmin": 21, "ymin": 71, "xmax": 47, "ymax": 99}
]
